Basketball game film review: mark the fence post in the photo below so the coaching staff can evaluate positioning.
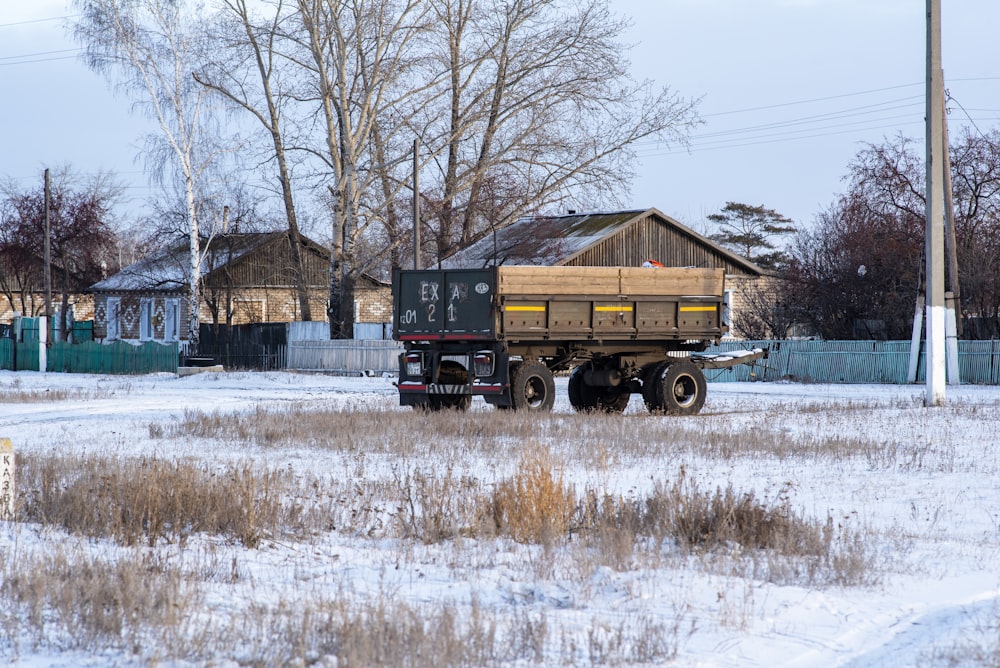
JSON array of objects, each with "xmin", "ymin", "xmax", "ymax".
[{"xmin": 38, "ymin": 316, "xmax": 48, "ymax": 373}]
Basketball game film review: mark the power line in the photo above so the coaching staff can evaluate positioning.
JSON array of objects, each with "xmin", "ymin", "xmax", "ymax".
[
  {"xmin": 701, "ymin": 77, "xmax": 1000, "ymax": 118},
  {"xmin": 629, "ymin": 79, "xmax": 998, "ymax": 156},
  {"xmin": 631, "ymin": 95, "xmax": 926, "ymax": 152},
  {"xmin": 693, "ymin": 99, "xmax": 923, "ymax": 141},
  {"xmin": 0, "ymin": 15, "xmax": 80, "ymax": 29},
  {"xmin": 0, "ymin": 54, "xmax": 79, "ymax": 67},
  {"xmin": 703, "ymin": 82, "xmax": 923, "ymax": 118},
  {"xmin": 634, "ymin": 120, "xmax": 924, "ymax": 158},
  {"xmin": 0, "ymin": 48, "xmax": 78, "ymax": 61}
]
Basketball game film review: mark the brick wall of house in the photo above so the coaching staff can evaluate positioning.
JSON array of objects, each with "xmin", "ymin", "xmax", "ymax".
[
  {"xmin": 94, "ymin": 292, "xmax": 188, "ymax": 341},
  {"xmin": 0, "ymin": 294, "xmax": 94, "ymax": 323},
  {"xmin": 211, "ymin": 286, "xmax": 329, "ymax": 324},
  {"xmin": 724, "ymin": 273, "xmax": 785, "ymax": 339},
  {"xmin": 355, "ymin": 284, "xmax": 392, "ymax": 323}
]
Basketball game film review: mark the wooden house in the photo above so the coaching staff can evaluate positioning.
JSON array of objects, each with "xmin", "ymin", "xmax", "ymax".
[
  {"xmin": 90, "ymin": 231, "xmax": 392, "ymax": 343},
  {"xmin": 441, "ymin": 208, "xmax": 770, "ymax": 338}
]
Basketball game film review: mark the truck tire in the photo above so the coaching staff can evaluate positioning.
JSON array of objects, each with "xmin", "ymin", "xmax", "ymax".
[
  {"xmin": 569, "ymin": 363, "xmax": 630, "ymax": 413},
  {"xmin": 429, "ymin": 361, "xmax": 472, "ymax": 411},
  {"xmin": 510, "ymin": 361, "xmax": 555, "ymax": 412},
  {"xmin": 568, "ymin": 365, "xmax": 599, "ymax": 411},
  {"xmin": 642, "ymin": 362, "xmax": 669, "ymax": 412},
  {"xmin": 658, "ymin": 361, "xmax": 706, "ymax": 415},
  {"xmin": 429, "ymin": 394, "xmax": 472, "ymax": 411}
]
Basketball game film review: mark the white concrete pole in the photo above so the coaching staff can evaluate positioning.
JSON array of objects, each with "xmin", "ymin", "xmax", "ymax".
[
  {"xmin": 924, "ymin": 0, "xmax": 946, "ymax": 406},
  {"xmin": 38, "ymin": 316, "xmax": 48, "ymax": 373},
  {"xmin": 908, "ymin": 295, "xmax": 923, "ymax": 383}
]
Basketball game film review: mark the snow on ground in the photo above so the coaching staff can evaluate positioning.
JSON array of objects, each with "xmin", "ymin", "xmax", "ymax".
[{"xmin": 1, "ymin": 369, "xmax": 999, "ymax": 667}]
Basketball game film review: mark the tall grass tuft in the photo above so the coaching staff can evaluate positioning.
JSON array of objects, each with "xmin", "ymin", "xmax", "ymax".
[{"xmin": 489, "ymin": 445, "xmax": 575, "ymax": 545}]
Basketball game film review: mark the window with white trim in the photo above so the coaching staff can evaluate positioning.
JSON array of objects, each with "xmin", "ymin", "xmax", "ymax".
[
  {"xmin": 139, "ymin": 298, "xmax": 155, "ymax": 341},
  {"xmin": 164, "ymin": 299, "xmax": 181, "ymax": 342},
  {"xmin": 105, "ymin": 297, "xmax": 121, "ymax": 341}
]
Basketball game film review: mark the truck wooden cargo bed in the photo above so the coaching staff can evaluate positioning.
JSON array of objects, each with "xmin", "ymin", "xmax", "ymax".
[{"xmin": 393, "ymin": 266, "xmax": 726, "ymax": 344}]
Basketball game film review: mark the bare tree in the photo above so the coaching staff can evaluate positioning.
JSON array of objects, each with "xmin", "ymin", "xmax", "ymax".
[
  {"xmin": 422, "ymin": 0, "xmax": 701, "ymax": 261},
  {"xmin": 828, "ymin": 131, "xmax": 1000, "ymax": 337},
  {"xmin": 785, "ymin": 191, "xmax": 923, "ymax": 340},
  {"xmin": 74, "ymin": 0, "xmax": 221, "ymax": 344},
  {"xmin": 194, "ymin": 0, "xmax": 314, "ymax": 320},
  {"xmin": 0, "ymin": 171, "xmax": 120, "ymax": 332},
  {"xmin": 946, "ymin": 127, "xmax": 1000, "ymax": 334},
  {"xmin": 293, "ymin": 0, "xmax": 434, "ymax": 338}
]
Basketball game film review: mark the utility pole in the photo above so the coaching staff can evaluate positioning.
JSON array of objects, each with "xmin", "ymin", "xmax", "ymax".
[
  {"xmin": 413, "ymin": 138, "xmax": 421, "ymax": 270},
  {"xmin": 924, "ymin": 0, "xmax": 946, "ymax": 406},
  {"xmin": 43, "ymin": 168, "xmax": 52, "ymax": 328},
  {"xmin": 941, "ymin": 91, "xmax": 961, "ymax": 385}
]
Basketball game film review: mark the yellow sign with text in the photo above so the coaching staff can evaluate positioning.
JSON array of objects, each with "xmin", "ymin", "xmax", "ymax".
[{"xmin": 1, "ymin": 438, "xmax": 13, "ymax": 520}]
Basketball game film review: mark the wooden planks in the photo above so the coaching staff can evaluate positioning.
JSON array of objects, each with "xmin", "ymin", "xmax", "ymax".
[
  {"xmin": 496, "ymin": 266, "xmax": 724, "ymax": 298},
  {"xmin": 618, "ymin": 267, "xmax": 723, "ymax": 297},
  {"xmin": 497, "ymin": 266, "xmax": 621, "ymax": 296}
]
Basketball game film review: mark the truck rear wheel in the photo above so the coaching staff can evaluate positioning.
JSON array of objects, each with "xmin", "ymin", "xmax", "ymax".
[
  {"xmin": 659, "ymin": 361, "xmax": 706, "ymax": 415},
  {"xmin": 569, "ymin": 363, "xmax": 630, "ymax": 413},
  {"xmin": 428, "ymin": 361, "xmax": 472, "ymax": 411},
  {"xmin": 510, "ymin": 361, "xmax": 555, "ymax": 412},
  {"xmin": 642, "ymin": 362, "xmax": 669, "ymax": 412}
]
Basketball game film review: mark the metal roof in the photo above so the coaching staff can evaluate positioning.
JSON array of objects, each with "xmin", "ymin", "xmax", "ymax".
[
  {"xmin": 90, "ymin": 232, "xmax": 304, "ymax": 292},
  {"xmin": 440, "ymin": 208, "xmax": 763, "ymax": 274}
]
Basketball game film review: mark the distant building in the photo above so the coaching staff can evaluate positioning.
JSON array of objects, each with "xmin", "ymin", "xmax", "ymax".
[
  {"xmin": 441, "ymin": 208, "xmax": 770, "ymax": 338},
  {"xmin": 90, "ymin": 231, "xmax": 392, "ymax": 343}
]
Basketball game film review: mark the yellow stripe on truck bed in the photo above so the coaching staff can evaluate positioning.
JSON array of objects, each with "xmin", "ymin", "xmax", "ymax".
[
  {"xmin": 679, "ymin": 305, "xmax": 717, "ymax": 312},
  {"xmin": 505, "ymin": 305, "xmax": 546, "ymax": 312},
  {"xmin": 594, "ymin": 305, "xmax": 634, "ymax": 312}
]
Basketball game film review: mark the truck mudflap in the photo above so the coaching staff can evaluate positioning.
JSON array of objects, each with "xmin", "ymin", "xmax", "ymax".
[
  {"xmin": 396, "ymin": 381, "xmax": 506, "ymax": 396},
  {"xmin": 689, "ymin": 347, "xmax": 768, "ymax": 370}
]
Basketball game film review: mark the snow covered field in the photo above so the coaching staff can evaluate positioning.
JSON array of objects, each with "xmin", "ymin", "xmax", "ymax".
[{"xmin": 1, "ymin": 369, "xmax": 999, "ymax": 667}]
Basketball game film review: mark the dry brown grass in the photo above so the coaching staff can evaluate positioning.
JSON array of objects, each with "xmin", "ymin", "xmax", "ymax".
[
  {"xmin": 1, "ymin": 546, "xmax": 195, "ymax": 655},
  {"xmin": 157, "ymin": 403, "xmax": 931, "ymax": 476},
  {"xmin": 570, "ymin": 469, "xmax": 874, "ymax": 586},
  {"xmin": 0, "ymin": 386, "xmax": 117, "ymax": 403},
  {"xmin": 488, "ymin": 445, "xmax": 575, "ymax": 545},
  {"xmin": 393, "ymin": 467, "xmax": 494, "ymax": 543},
  {"xmin": 1, "ymin": 396, "xmax": 904, "ymax": 663},
  {"xmin": 15, "ymin": 454, "xmax": 328, "ymax": 547}
]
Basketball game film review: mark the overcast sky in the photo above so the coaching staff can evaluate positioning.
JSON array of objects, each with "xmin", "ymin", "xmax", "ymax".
[{"xmin": 2, "ymin": 1, "xmax": 999, "ymax": 232}]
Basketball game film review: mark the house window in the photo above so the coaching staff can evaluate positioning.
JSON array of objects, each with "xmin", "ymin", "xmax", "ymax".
[
  {"xmin": 164, "ymin": 299, "xmax": 181, "ymax": 342},
  {"xmin": 106, "ymin": 297, "xmax": 121, "ymax": 341},
  {"xmin": 139, "ymin": 298, "xmax": 155, "ymax": 341}
]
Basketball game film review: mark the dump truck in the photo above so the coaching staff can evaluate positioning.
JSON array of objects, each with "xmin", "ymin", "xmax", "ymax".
[{"xmin": 391, "ymin": 265, "xmax": 765, "ymax": 415}]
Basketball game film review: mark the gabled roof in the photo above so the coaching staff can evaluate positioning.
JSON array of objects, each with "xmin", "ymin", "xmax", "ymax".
[
  {"xmin": 90, "ymin": 231, "xmax": 325, "ymax": 293},
  {"xmin": 440, "ymin": 207, "xmax": 763, "ymax": 275}
]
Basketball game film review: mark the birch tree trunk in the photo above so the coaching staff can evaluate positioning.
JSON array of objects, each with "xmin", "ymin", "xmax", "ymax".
[{"xmin": 74, "ymin": 0, "xmax": 219, "ymax": 345}]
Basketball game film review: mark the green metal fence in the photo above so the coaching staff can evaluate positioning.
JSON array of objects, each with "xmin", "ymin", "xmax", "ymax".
[
  {"xmin": 2, "ymin": 317, "xmax": 178, "ymax": 374},
  {"xmin": 46, "ymin": 340, "xmax": 179, "ymax": 374},
  {"xmin": 707, "ymin": 340, "xmax": 1000, "ymax": 384}
]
